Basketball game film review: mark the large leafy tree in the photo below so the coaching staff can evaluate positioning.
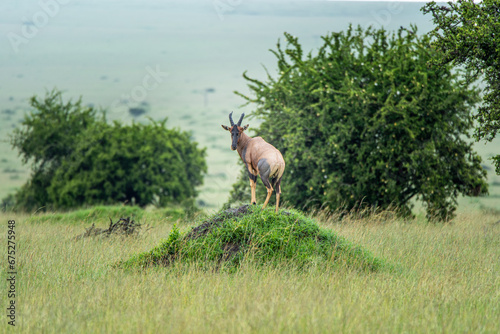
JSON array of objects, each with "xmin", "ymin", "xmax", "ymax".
[
  {"xmin": 422, "ymin": 0, "xmax": 500, "ymax": 174},
  {"xmin": 229, "ymin": 26, "xmax": 487, "ymax": 221},
  {"xmin": 7, "ymin": 90, "xmax": 207, "ymax": 211}
]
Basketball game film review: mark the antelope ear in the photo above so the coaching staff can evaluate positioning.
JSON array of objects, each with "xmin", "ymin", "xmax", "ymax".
[
  {"xmin": 242, "ymin": 124, "xmax": 250, "ymax": 131},
  {"xmin": 221, "ymin": 125, "xmax": 230, "ymax": 131}
]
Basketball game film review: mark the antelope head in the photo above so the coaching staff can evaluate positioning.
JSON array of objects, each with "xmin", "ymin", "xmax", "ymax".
[{"xmin": 221, "ymin": 112, "xmax": 249, "ymax": 150}]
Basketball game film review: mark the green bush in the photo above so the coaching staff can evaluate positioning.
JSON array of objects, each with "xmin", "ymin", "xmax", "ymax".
[
  {"xmin": 47, "ymin": 119, "xmax": 206, "ymax": 208},
  {"xmin": 229, "ymin": 25, "xmax": 488, "ymax": 221},
  {"xmin": 120, "ymin": 205, "xmax": 386, "ymax": 272},
  {"xmin": 9, "ymin": 90, "xmax": 100, "ymax": 211},
  {"xmin": 7, "ymin": 90, "xmax": 207, "ymax": 211}
]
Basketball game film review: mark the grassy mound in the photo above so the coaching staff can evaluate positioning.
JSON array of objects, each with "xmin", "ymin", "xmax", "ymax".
[{"xmin": 120, "ymin": 205, "xmax": 386, "ymax": 272}]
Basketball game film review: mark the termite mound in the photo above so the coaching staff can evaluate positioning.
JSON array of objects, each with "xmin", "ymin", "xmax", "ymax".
[{"xmin": 119, "ymin": 205, "xmax": 387, "ymax": 273}]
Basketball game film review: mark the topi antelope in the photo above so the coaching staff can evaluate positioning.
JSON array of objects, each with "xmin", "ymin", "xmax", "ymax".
[{"xmin": 222, "ymin": 112, "xmax": 285, "ymax": 213}]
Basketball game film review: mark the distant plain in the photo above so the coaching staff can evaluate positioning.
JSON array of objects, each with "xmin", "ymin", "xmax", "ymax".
[{"xmin": 1, "ymin": 0, "xmax": 498, "ymax": 211}]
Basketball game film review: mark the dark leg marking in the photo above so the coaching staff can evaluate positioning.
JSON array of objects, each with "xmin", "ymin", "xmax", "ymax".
[
  {"xmin": 247, "ymin": 168, "xmax": 257, "ymax": 183},
  {"xmin": 257, "ymin": 159, "xmax": 272, "ymax": 189}
]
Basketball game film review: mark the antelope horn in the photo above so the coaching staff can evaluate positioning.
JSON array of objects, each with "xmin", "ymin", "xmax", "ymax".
[
  {"xmin": 229, "ymin": 111, "xmax": 235, "ymax": 126},
  {"xmin": 237, "ymin": 113, "xmax": 245, "ymax": 126}
]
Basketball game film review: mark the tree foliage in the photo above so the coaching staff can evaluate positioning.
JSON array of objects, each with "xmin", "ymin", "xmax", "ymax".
[
  {"xmin": 422, "ymin": 0, "xmax": 500, "ymax": 174},
  {"xmin": 7, "ymin": 90, "xmax": 207, "ymax": 211},
  {"xmin": 229, "ymin": 26, "xmax": 487, "ymax": 221},
  {"xmin": 9, "ymin": 90, "xmax": 100, "ymax": 210},
  {"xmin": 47, "ymin": 120, "xmax": 206, "ymax": 208}
]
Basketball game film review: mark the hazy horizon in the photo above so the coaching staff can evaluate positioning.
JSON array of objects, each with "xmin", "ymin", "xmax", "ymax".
[{"xmin": 2, "ymin": 1, "xmax": 498, "ymax": 209}]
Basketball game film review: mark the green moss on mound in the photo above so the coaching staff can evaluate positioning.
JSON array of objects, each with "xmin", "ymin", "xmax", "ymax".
[{"xmin": 121, "ymin": 205, "xmax": 386, "ymax": 272}]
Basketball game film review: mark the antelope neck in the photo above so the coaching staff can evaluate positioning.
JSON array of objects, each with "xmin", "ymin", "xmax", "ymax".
[{"xmin": 236, "ymin": 132, "xmax": 251, "ymax": 161}]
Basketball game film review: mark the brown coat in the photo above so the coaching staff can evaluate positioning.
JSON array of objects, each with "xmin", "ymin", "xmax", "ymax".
[{"xmin": 237, "ymin": 133, "xmax": 285, "ymax": 183}]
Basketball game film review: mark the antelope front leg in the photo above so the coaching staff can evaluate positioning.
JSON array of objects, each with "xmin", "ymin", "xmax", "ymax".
[{"xmin": 249, "ymin": 177, "xmax": 257, "ymax": 205}]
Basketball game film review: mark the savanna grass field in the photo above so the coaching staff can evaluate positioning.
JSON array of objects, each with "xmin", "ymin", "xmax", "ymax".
[
  {"xmin": 1, "ymin": 206, "xmax": 499, "ymax": 332},
  {"xmin": 1, "ymin": 1, "xmax": 500, "ymax": 333}
]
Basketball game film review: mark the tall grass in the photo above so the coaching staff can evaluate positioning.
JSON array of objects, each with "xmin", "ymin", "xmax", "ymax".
[{"xmin": 1, "ymin": 208, "xmax": 498, "ymax": 333}]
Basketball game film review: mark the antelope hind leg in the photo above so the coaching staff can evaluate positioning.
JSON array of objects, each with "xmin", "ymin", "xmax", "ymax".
[
  {"xmin": 274, "ymin": 177, "xmax": 282, "ymax": 213},
  {"xmin": 257, "ymin": 159, "xmax": 274, "ymax": 210},
  {"xmin": 275, "ymin": 193, "xmax": 280, "ymax": 213},
  {"xmin": 262, "ymin": 187, "xmax": 273, "ymax": 209}
]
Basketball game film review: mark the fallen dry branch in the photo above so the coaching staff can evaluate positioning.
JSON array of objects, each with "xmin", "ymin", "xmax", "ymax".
[{"xmin": 75, "ymin": 217, "xmax": 147, "ymax": 240}]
